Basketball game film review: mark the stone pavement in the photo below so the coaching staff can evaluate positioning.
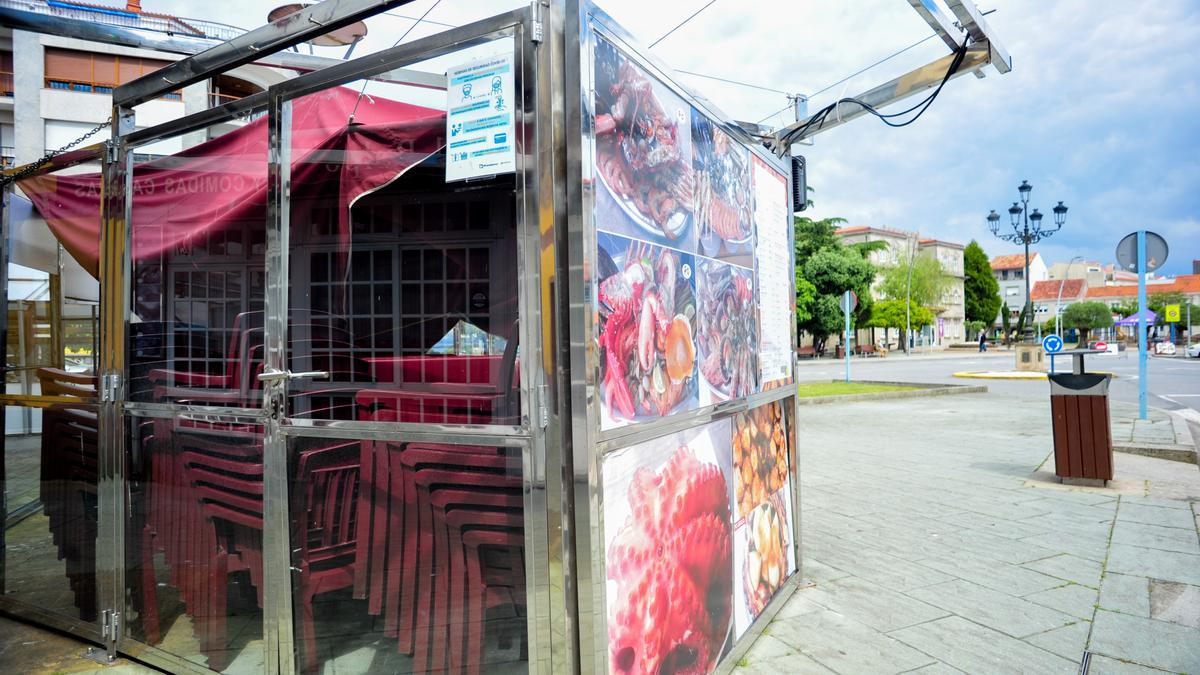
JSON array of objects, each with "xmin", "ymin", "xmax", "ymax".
[{"xmin": 739, "ymin": 392, "xmax": 1200, "ymax": 675}]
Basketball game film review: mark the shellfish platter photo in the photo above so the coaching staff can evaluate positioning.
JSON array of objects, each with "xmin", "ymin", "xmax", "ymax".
[
  {"xmin": 692, "ymin": 112, "xmax": 755, "ymax": 266},
  {"xmin": 696, "ymin": 258, "xmax": 758, "ymax": 404},
  {"xmin": 593, "ymin": 34, "xmax": 697, "ymax": 250},
  {"xmin": 602, "ymin": 421, "xmax": 735, "ymax": 675},
  {"xmin": 596, "ymin": 231, "xmax": 699, "ymax": 429}
]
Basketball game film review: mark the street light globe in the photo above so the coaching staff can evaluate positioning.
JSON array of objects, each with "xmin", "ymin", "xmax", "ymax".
[
  {"xmin": 1053, "ymin": 201, "xmax": 1068, "ymax": 226},
  {"xmin": 1018, "ymin": 180, "xmax": 1032, "ymax": 203},
  {"xmin": 986, "ymin": 210, "xmax": 1000, "ymax": 233},
  {"xmin": 1029, "ymin": 208, "xmax": 1043, "ymax": 227},
  {"xmin": 1008, "ymin": 202, "xmax": 1022, "ymax": 227}
]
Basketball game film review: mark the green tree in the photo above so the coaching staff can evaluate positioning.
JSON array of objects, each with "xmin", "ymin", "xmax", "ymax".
[
  {"xmin": 877, "ymin": 250, "xmax": 950, "ymax": 307},
  {"xmin": 1062, "ymin": 300, "xmax": 1114, "ymax": 344},
  {"xmin": 1000, "ymin": 304, "xmax": 1012, "ymax": 344},
  {"xmin": 793, "ymin": 215, "xmax": 845, "ymax": 266},
  {"xmin": 795, "ymin": 274, "xmax": 817, "ymax": 327},
  {"xmin": 965, "ymin": 319, "xmax": 987, "ymax": 339},
  {"xmin": 963, "ymin": 240, "xmax": 1002, "ymax": 325},
  {"xmin": 800, "ymin": 246, "xmax": 875, "ymax": 346},
  {"xmin": 1148, "ymin": 292, "xmax": 1194, "ymax": 327},
  {"xmin": 867, "ymin": 298, "xmax": 933, "ymax": 348},
  {"xmin": 1111, "ymin": 299, "xmax": 1139, "ymax": 318}
]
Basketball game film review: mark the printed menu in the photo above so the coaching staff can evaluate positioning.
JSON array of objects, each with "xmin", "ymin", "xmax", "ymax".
[{"xmin": 752, "ymin": 156, "xmax": 793, "ymax": 386}]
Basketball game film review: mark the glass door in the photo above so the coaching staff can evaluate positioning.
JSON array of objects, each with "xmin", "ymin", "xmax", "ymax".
[
  {"xmin": 119, "ymin": 115, "xmax": 271, "ymax": 674},
  {"xmin": 271, "ymin": 14, "xmax": 543, "ymax": 674},
  {"xmin": 0, "ymin": 147, "xmax": 105, "ymax": 640}
]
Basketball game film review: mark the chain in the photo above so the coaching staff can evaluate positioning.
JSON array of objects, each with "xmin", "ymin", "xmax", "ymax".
[{"xmin": 0, "ymin": 116, "xmax": 112, "ymax": 189}]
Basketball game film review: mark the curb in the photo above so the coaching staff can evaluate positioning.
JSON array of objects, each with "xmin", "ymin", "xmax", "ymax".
[
  {"xmin": 952, "ymin": 370, "xmax": 1118, "ymax": 381},
  {"xmin": 1113, "ymin": 444, "xmax": 1198, "ymax": 466},
  {"xmin": 796, "ymin": 381, "xmax": 988, "ymax": 406}
]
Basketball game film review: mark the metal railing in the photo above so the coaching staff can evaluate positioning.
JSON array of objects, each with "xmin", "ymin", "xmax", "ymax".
[{"xmin": 0, "ymin": 0, "xmax": 247, "ymax": 41}]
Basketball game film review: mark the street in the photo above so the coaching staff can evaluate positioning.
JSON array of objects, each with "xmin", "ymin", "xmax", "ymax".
[{"xmin": 796, "ymin": 350, "xmax": 1200, "ymax": 415}]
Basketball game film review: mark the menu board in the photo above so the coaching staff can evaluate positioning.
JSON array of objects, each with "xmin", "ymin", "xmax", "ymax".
[
  {"xmin": 445, "ymin": 53, "xmax": 516, "ymax": 182},
  {"xmin": 600, "ymin": 401, "xmax": 796, "ymax": 673},
  {"xmin": 752, "ymin": 156, "xmax": 793, "ymax": 386}
]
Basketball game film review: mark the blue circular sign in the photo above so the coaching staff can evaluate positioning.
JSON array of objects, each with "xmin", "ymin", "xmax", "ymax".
[{"xmin": 1042, "ymin": 334, "xmax": 1064, "ymax": 354}]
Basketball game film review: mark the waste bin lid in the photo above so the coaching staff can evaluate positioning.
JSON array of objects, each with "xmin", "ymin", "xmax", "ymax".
[{"xmin": 1048, "ymin": 372, "xmax": 1110, "ymax": 396}]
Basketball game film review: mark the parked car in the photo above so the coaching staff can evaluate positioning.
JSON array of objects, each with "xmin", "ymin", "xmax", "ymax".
[{"xmin": 1187, "ymin": 342, "xmax": 1200, "ymax": 358}]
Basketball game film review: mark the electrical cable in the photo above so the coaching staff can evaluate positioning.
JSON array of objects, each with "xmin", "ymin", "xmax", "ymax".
[
  {"xmin": 810, "ymin": 34, "xmax": 938, "ymax": 99},
  {"xmin": 777, "ymin": 36, "xmax": 968, "ymax": 148},
  {"xmin": 348, "ymin": 0, "xmax": 444, "ymax": 124},
  {"xmin": 675, "ymin": 69, "xmax": 792, "ymax": 95},
  {"xmin": 380, "ymin": 11, "xmax": 456, "ymax": 29},
  {"xmin": 648, "ymin": 0, "xmax": 719, "ymax": 49}
]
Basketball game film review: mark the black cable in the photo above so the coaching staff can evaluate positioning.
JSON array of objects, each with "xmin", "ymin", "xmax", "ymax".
[{"xmin": 780, "ymin": 36, "xmax": 968, "ymax": 146}]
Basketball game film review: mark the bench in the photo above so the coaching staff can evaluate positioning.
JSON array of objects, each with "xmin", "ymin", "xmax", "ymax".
[
  {"xmin": 796, "ymin": 346, "xmax": 817, "ymax": 359},
  {"xmin": 855, "ymin": 344, "xmax": 885, "ymax": 358}
]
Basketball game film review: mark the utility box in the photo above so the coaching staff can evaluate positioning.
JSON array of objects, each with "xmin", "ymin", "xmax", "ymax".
[
  {"xmin": 1015, "ymin": 343, "xmax": 1045, "ymax": 372},
  {"xmin": 1048, "ymin": 352, "xmax": 1113, "ymax": 485}
]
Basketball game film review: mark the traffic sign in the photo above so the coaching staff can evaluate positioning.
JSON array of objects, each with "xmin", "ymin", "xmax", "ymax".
[
  {"xmin": 1093, "ymin": 340, "xmax": 1108, "ymax": 352},
  {"xmin": 840, "ymin": 290, "xmax": 858, "ymax": 315},
  {"xmin": 1042, "ymin": 334, "xmax": 1064, "ymax": 354},
  {"xmin": 1165, "ymin": 304, "xmax": 1181, "ymax": 322},
  {"xmin": 1116, "ymin": 231, "xmax": 1168, "ymax": 273}
]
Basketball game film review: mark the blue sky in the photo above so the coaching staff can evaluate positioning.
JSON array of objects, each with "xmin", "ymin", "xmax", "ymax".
[{"xmin": 153, "ymin": 0, "xmax": 1200, "ymax": 274}]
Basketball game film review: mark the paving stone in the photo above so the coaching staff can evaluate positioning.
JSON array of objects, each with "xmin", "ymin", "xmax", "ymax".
[
  {"xmin": 917, "ymin": 551, "xmax": 1062, "ymax": 596},
  {"xmin": 1105, "ymin": 544, "xmax": 1200, "ymax": 587},
  {"xmin": 733, "ymin": 634, "xmax": 835, "ymax": 675},
  {"xmin": 1111, "ymin": 519, "xmax": 1200, "ymax": 555},
  {"xmin": 1089, "ymin": 609, "xmax": 1200, "ymax": 674},
  {"xmin": 1022, "ymin": 620, "xmax": 1091, "ymax": 661},
  {"xmin": 768, "ymin": 609, "xmax": 935, "ymax": 674},
  {"xmin": 901, "ymin": 664, "xmax": 967, "ymax": 674},
  {"xmin": 809, "ymin": 540, "xmax": 955, "ymax": 591},
  {"xmin": 1099, "ymin": 573, "xmax": 1150, "ymax": 617},
  {"xmin": 1117, "ymin": 503, "xmax": 1198, "ymax": 530},
  {"xmin": 799, "ymin": 557, "xmax": 852, "ymax": 585},
  {"xmin": 1148, "ymin": 579, "xmax": 1200, "ymax": 629},
  {"xmin": 1023, "ymin": 553, "xmax": 1104, "ymax": 588},
  {"xmin": 933, "ymin": 530, "xmax": 1060, "ymax": 565},
  {"xmin": 889, "ymin": 615, "xmax": 1076, "ymax": 675},
  {"xmin": 774, "ymin": 588, "xmax": 827, "ymax": 620},
  {"xmin": 1020, "ymin": 530, "xmax": 1111, "ymax": 563},
  {"xmin": 1086, "ymin": 654, "xmax": 1175, "ymax": 674},
  {"xmin": 1119, "ymin": 495, "xmax": 1194, "ymax": 511},
  {"xmin": 1024, "ymin": 583, "xmax": 1099, "ymax": 620},
  {"xmin": 907, "ymin": 578, "xmax": 1077, "ymax": 638},
  {"xmin": 798, "ymin": 576, "xmax": 949, "ymax": 632}
]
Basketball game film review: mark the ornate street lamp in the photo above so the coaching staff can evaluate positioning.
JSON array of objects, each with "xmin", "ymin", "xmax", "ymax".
[{"xmin": 987, "ymin": 181, "xmax": 1067, "ymax": 341}]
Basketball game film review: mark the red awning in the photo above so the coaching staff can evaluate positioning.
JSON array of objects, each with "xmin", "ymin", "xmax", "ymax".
[{"xmin": 18, "ymin": 87, "xmax": 446, "ymax": 278}]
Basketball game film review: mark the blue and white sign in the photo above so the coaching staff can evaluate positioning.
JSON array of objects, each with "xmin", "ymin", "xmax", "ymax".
[
  {"xmin": 445, "ymin": 53, "xmax": 515, "ymax": 182},
  {"xmin": 1042, "ymin": 334, "xmax": 1064, "ymax": 354}
]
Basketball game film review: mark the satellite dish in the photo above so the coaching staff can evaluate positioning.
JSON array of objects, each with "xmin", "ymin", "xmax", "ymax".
[{"xmin": 267, "ymin": 3, "xmax": 368, "ymax": 47}]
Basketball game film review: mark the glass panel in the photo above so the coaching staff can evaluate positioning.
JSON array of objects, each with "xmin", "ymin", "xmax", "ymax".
[
  {"xmin": 288, "ymin": 436, "xmax": 527, "ymax": 674},
  {"xmin": 3, "ymin": 161, "xmax": 102, "ymax": 626},
  {"xmin": 284, "ymin": 41, "xmax": 522, "ymax": 426},
  {"xmin": 127, "ymin": 119, "xmax": 267, "ymax": 407},
  {"xmin": 123, "ymin": 415, "xmax": 265, "ymax": 673}
]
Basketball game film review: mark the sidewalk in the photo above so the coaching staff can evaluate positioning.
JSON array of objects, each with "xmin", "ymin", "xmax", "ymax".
[
  {"xmin": 1110, "ymin": 402, "xmax": 1199, "ymax": 465},
  {"xmin": 794, "ymin": 350, "xmax": 1013, "ymax": 365},
  {"xmin": 738, "ymin": 392, "xmax": 1200, "ymax": 675}
]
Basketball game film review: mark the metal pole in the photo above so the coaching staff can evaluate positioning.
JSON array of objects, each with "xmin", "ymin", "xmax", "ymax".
[
  {"xmin": 904, "ymin": 236, "xmax": 913, "ymax": 355},
  {"xmin": 1022, "ymin": 221, "xmax": 1031, "ymax": 342},
  {"xmin": 1137, "ymin": 230, "xmax": 1148, "ymax": 420},
  {"xmin": 844, "ymin": 290, "xmax": 852, "ymax": 383}
]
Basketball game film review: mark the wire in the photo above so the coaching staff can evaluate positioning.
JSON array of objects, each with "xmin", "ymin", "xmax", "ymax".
[
  {"xmin": 380, "ymin": 11, "xmax": 456, "ymax": 29},
  {"xmin": 756, "ymin": 101, "xmax": 795, "ymax": 126},
  {"xmin": 648, "ymin": 0, "xmax": 719, "ymax": 49},
  {"xmin": 349, "ymin": 0, "xmax": 444, "ymax": 123},
  {"xmin": 810, "ymin": 34, "xmax": 938, "ymax": 98},
  {"xmin": 675, "ymin": 69, "xmax": 793, "ymax": 95},
  {"xmin": 777, "ymin": 36, "xmax": 968, "ymax": 147}
]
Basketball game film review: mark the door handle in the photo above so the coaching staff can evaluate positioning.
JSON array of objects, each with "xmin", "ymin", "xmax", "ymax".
[{"xmin": 257, "ymin": 368, "xmax": 330, "ymax": 383}]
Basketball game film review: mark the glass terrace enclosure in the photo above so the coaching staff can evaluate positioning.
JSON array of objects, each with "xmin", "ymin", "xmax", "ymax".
[{"xmin": 0, "ymin": 2, "xmax": 801, "ymax": 673}]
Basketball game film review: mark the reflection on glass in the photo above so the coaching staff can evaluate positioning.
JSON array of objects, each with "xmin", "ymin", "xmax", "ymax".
[
  {"xmin": 285, "ymin": 80, "xmax": 521, "ymax": 424},
  {"xmin": 125, "ymin": 417, "xmax": 264, "ymax": 673},
  {"xmin": 289, "ymin": 437, "xmax": 527, "ymax": 674}
]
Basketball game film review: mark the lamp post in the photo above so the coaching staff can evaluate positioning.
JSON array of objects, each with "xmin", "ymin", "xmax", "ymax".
[{"xmin": 987, "ymin": 180, "xmax": 1068, "ymax": 342}]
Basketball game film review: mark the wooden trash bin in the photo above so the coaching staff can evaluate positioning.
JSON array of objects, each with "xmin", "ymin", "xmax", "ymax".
[{"xmin": 1048, "ymin": 372, "xmax": 1113, "ymax": 485}]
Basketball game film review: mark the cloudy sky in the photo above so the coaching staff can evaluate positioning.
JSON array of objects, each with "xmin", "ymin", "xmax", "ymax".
[{"xmin": 153, "ymin": 0, "xmax": 1200, "ymax": 275}]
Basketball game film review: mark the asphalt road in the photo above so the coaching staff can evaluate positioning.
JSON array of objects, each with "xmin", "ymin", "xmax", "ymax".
[{"xmin": 795, "ymin": 349, "xmax": 1200, "ymax": 414}]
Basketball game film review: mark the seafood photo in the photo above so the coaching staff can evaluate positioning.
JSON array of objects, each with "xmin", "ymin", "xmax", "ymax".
[
  {"xmin": 597, "ymin": 233, "xmax": 697, "ymax": 426},
  {"xmin": 593, "ymin": 36, "xmax": 695, "ymax": 245},
  {"xmin": 696, "ymin": 259, "xmax": 756, "ymax": 401},
  {"xmin": 741, "ymin": 495, "xmax": 790, "ymax": 619},
  {"xmin": 605, "ymin": 441, "xmax": 733, "ymax": 675},
  {"xmin": 732, "ymin": 402, "xmax": 788, "ymax": 518},
  {"xmin": 692, "ymin": 113, "xmax": 753, "ymax": 261}
]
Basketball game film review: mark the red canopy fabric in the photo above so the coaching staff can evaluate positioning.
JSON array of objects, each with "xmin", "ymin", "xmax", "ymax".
[{"xmin": 19, "ymin": 87, "xmax": 446, "ymax": 278}]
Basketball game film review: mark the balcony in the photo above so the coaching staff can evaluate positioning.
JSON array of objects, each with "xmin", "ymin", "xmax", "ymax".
[
  {"xmin": 0, "ymin": 0, "xmax": 247, "ymax": 41},
  {"xmin": 2, "ymin": 146, "xmax": 14, "ymax": 169}
]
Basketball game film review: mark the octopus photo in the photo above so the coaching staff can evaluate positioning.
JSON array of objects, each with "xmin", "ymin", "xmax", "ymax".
[{"xmin": 606, "ymin": 445, "xmax": 733, "ymax": 674}]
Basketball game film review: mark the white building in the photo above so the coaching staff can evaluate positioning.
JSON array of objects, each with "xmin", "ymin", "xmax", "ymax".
[{"xmin": 990, "ymin": 251, "xmax": 1048, "ymax": 321}]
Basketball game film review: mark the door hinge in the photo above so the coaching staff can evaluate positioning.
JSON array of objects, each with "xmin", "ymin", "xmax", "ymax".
[
  {"xmin": 99, "ymin": 373, "xmax": 120, "ymax": 403},
  {"xmin": 105, "ymin": 142, "xmax": 118, "ymax": 164},
  {"xmin": 530, "ymin": 0, "xmax": 544, "ymax": 43},
  {"xmin": 100, "ymin": 609, "xmax": 122, "ymax": 642},
  {"xmin": 537, "ymin": 383, "xmax": 549, "ymax": 429}
]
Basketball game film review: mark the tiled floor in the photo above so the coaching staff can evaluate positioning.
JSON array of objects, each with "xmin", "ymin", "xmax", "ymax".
[{"xmin": 739, "ymin": 391, "xmax": 1200, "ymax": 675}]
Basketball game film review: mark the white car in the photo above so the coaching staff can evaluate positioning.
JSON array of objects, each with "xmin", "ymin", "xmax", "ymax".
[{"xmin": 1188, "ymin": 342, "xmax": 1200, "ymax": 358}]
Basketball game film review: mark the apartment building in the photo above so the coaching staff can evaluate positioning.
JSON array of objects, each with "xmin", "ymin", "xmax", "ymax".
[
  {"xmin": 990, "ymin": 251, "xmax": 1048, "ymax": 320},
  {"xmin": 835, "ymin": 225, "xmax": 966, "ymax": 345}
]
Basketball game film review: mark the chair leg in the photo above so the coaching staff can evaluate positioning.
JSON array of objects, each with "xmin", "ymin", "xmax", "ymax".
[
  {"xmin": 300, "ymin": 586, "xmax": 319, "ymax": 675},
  {"xmin": 140, "ymin": 523, "xmax": 162, "ymax": 644}
]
